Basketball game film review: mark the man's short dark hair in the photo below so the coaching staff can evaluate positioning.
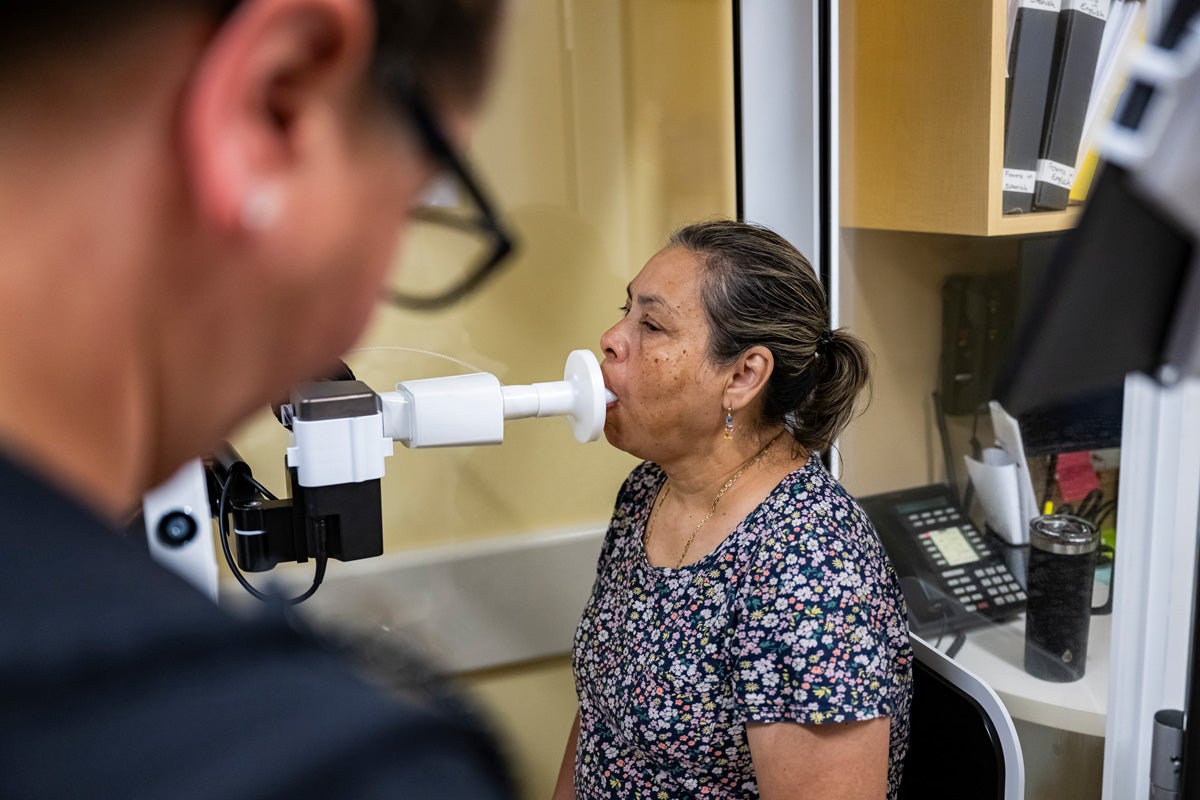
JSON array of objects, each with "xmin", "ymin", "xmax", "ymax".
[{"xmin": 0, "ymin": 0, "xmax": 501, "ymax": 110}]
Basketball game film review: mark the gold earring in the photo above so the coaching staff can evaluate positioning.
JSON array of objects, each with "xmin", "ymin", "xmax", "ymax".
[{"xmin": 724, "ymin": 406, "xmax": 734, "ymax": 439}]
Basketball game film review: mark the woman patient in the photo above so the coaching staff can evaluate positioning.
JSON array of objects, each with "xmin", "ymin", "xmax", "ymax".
[{"xmin": 554, "ymin": 220, "xmax": 912, "ymax": 799}]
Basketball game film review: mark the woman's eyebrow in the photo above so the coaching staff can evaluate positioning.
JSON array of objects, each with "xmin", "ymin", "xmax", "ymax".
[{"xmin": 627, "ymin": 284, "xmax": 675, "ymax": 316}]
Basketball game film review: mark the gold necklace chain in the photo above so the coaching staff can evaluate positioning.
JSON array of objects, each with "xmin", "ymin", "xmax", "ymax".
[{"xmin": 646, "ymin": 433, "xmax": 783, "ymax": 569}]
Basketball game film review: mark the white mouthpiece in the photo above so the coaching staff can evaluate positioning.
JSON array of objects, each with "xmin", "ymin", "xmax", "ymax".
[{"xmin": 500, "ymin": 350, "xmax": 607, "ymax": 442}]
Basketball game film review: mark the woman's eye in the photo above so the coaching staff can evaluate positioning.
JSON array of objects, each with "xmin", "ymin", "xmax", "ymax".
[{"xmin": 617, "ymin": 302, "xmax": 660, "ymax": 332}]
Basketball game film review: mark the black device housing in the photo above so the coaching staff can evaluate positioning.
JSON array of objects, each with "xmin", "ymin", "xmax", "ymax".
[
  {"xmin": 231, "ymin": 471, "xmax": 384, "ymax": 572},
  {"xmin": 225, "ymin": 380, "xmax": 386, "ymax": 572}
]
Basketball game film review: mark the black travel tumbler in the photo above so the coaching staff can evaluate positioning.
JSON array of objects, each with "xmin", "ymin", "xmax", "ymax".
[{"xmin": 1024, "ymin": 515, "xmax": 1101, "ymax": 682}]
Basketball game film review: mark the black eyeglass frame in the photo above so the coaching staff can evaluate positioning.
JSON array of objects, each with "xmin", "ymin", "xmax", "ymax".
[{"xmin": 382, "ymin": 73, "xmax": 515, "ymax": 312}]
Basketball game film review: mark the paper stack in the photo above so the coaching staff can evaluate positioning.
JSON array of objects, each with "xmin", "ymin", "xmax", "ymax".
[{"xmin": 963, "ymin": 401, "xmax": 1039, "ymax": 545}]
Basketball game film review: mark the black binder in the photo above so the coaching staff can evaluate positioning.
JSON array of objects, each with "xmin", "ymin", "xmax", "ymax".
[
  {"xmin": 1002, "ymin": 0, "xmax": 1060, "ymax": 215},
  {"xmin": 1033, "ymin": 1, "xmax": 1109, "ymax": 211}
]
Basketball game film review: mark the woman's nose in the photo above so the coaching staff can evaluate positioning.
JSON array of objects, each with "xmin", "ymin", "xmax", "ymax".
[{"xmin": 600, "ymin": 321, "xmax": 625, "ymax": 361}]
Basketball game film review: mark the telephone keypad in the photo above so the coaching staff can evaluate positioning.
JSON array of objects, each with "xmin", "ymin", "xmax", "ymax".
[
  {"xmin": 911, "ymin": 509, "xmax": 1024, "ymax": 616},
  {"xmin": 862, "ymin": 484, "xmax": 1027, "ymax": 637}
]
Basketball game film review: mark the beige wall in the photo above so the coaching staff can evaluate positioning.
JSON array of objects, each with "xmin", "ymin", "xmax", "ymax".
[
  {"xmin": 465, "ymin": 655, "xmax": 578, "ymax": 799},
  {"xmin": 835, "ymin": 230, "xmax": 1021, "ymax": 498},
  {"xmin": 229, "ymin": 3, "xmax": 735, "ymax": 798}
]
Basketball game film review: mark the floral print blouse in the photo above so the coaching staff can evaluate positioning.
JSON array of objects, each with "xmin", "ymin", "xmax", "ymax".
[{"xmin": 572, "ymin": 455, "xmax": 913, "ymax": 798}]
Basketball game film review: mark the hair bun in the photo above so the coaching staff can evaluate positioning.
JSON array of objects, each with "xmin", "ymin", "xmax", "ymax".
[{"xmin": 817, "ymin": 330, "xmax": 835, "ymax": 354}]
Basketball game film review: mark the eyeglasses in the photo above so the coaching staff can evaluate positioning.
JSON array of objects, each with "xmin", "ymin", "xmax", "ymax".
[{"xmin": 383, "ymin": 75, "xmax": 515, "ymax": 312}]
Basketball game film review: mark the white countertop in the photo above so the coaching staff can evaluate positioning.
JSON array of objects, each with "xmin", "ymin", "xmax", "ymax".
[{"xmin": 945, "ymin": 612, "xmax": 1110, "ymax": 737}]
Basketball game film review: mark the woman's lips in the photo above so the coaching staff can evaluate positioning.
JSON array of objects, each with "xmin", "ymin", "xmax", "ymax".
[{"xmin": 600, "ymin": 364, "xmax": 618, "ymax": 408}]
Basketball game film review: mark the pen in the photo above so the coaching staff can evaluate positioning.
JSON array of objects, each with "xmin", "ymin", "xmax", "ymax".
[{"xmin": 1042, "ymin": 453, "xmax": 1058, "ymax": 513}]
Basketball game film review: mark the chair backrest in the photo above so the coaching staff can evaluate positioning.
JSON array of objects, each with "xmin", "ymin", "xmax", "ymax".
[{"xmin": 899, "ymin": 634, "xmax": 1025, "ymax": 800}]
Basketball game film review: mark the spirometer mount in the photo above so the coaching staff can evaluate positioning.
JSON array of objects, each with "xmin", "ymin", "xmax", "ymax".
[{"xmin": 142, "ymin": 350, "xmax": 613, "ymax": 603}]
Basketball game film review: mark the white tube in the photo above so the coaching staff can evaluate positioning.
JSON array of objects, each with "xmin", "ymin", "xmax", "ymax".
[
  {"xmin": 531, "ymin": 381, "xmax": 575, "ymax": 418},
  {"xmin": 500, "ymin": 385, "xmax": 540, "ymax": 419}
]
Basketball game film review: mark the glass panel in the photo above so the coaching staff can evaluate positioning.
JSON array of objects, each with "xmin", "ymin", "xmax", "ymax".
[
  {"xmin": 838, "ymin": 1, "xmax": 1145, "ymax": 795},
  {"xmin": 388, "ymin": 192, "xmax": 494, "ymax": 303},
  {"xmin": 232, "ymin": 0, "xmax": 736, "ymax": 552}
]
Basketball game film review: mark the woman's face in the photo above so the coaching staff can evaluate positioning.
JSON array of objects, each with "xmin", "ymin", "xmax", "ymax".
[{"xmin": 599, "ymin": 245, "xmax": 729, "ymax": 462}]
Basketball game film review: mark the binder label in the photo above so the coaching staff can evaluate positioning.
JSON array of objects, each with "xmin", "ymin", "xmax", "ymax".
[
  {"xmin": 1036, "ymin": 159, "xmax": 1077, "ymax": 189},
  {"xmin": 1062, "ymin": 0, "xmax": 1106, "ymax": 19},
  {"xmin": 1018, "ymin": 0, "xmax": 1061, "ymax": 10},
  {"xmin": 1003, "ymin": 169, "xmax": 1036, "ymax": 194}
]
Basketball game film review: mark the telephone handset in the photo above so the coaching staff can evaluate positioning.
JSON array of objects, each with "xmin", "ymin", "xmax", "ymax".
[{"xmin": 858, "ymin": 484, "xmax": 1026, "ymax": 638}]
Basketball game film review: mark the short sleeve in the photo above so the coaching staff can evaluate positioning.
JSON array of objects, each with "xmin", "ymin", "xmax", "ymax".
[{"xmin": 730, "ymin": 483, "xmax": 904, "ymax": 726}]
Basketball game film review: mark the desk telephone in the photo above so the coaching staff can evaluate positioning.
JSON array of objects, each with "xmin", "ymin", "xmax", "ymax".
[{"xmin": 858, "ymin": 484, "xmax": 1026, "ymax": 638}]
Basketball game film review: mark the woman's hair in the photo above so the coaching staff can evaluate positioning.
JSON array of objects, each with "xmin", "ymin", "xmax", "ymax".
[
  {"xmin": 0, "ymin": 0, "xmax": 502, "ymax": 112},
  {"xmin": 669, "ymin": 219, "xmax": 872, "ymax": 454}
]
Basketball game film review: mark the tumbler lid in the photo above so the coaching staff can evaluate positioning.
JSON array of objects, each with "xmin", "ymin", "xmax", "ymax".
[{"xmin": 1029, "ymin": 515, "xmax": 1098, "ymax": 555}]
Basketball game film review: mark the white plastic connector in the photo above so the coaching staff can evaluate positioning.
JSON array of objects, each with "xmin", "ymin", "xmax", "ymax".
[
  {"xmin": 286, "ymin": 412, "xmax": 394, "ymax": 487},
  {"xmin": 384, "ymin": 372, "xmax": 505, "ymax": 448}
]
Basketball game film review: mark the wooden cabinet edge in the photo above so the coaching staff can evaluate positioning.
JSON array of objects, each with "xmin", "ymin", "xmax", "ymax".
[{"xmin": 841, "ymin": 204, "xmax": 1082, "ymax": 237}]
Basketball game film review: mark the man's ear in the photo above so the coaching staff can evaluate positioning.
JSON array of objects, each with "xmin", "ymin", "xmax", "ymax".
[
  {"xmin": 724, "ymin": 345, "xmax": 775, "ymax": 412},
  {"xmin": 179, "ymin": 0, "xmax": 375, "ymax": 234}
]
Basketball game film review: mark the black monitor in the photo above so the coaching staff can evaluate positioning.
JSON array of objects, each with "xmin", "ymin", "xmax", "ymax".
[
  {"xmin": 999, "ymin": 233, "xmax": 1126, "ymax": 455},
  {"xmin": 995, "ymin": 166, "xmax": 1194, "ymax": 416}
]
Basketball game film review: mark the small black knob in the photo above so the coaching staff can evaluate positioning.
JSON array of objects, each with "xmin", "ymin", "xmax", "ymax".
[{"xmin": 157, "ymin": 510, "xmax": 198, "ymax": 548}]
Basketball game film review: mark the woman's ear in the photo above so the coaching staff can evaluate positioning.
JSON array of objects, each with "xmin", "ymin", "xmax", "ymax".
[
  {"xmin": 724, "ymin": 345, "xmax": 774, "ymax": 412},
  {"xmin": 179, "ymin": 0, "xmax": 375, "ymax": 235}
]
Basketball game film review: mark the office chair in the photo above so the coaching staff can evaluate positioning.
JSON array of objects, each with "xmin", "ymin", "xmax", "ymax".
[{"xmin": 900, "ymin": 634, "xmax": 1025, "ymax": 800}]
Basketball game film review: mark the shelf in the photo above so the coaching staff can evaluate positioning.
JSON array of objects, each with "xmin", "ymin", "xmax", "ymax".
[
  {"xmin": 841, "ymin": 0, "xmax": 1084, "ymax": 237},
  {"xmin": 987, "ymin": 205, "xmax": 1083, "ymax": 236},
  {"xmin": 951, "ymin": 612, "xmax": 1109, "ymax": 738}
]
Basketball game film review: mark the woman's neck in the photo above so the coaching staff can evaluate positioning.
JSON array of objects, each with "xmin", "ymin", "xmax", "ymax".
[{"xmin": 658, "ymin": 427, "xmax": 798, "ymax": 506}]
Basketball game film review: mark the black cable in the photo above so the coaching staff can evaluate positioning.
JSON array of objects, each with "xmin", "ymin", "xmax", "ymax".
[
  {"xmin": 244, "ymin": 474, "xmax": 277, "ymax": 501},
  {"xmin": 1055, "ymin": 491, "xmax": 1114, "ymax": 527},
  {"xmin": 944, "ymin": 632, "xmax": 967, "ymax": 659},
  {"xmin": 1076, "ymin": 489, "xmax": 1104, "ymax": 521},
  {"xmin": 932, "ymin": 601, "xmax": 951, "ymax": 649},
  {"xmin": 217, "ymin": 461, "xmax": 326, "ymax": 604},
  {"xmin": 963, "ymin": 402, "xmax": 986, "ymax": 514},
  {"xmin": 1092, "ymin": 499, "xmax": 1118, "ymax": 531},
  {"xmin": 932, "ymin": 391, "xmax": 959, "ymax": 503},
  {"xmin": 968, "ymin": 403, "xmax": 984, "ymax": 461}
]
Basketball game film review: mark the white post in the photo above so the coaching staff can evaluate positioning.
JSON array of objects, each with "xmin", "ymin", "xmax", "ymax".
[
  {"xmin": 739, "ymin": 0, "xmax": 826, "ymax": 270},
  {"xmin": 738, "ymin": 0, "xmax": 839, "ymax": 469},
  {"xmin": 1103, "ymin": 373, "xmax": 1200, "ymax": 799}
]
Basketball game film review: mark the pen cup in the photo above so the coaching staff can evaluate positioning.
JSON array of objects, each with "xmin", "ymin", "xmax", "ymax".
[{"xmin": 1024, "ymin": 515, "xmax": 1104, "ymax": 682}]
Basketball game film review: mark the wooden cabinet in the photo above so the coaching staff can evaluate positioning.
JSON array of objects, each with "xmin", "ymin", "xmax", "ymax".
[{"xmin": 842, "ymin": 0, "xmax": 1082, "ymax": 236}]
